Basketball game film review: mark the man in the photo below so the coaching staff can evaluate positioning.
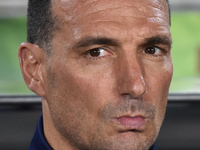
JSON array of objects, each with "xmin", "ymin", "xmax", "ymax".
[{"xmin": 18, "ymin": 0, "xmax": 172, "ymax": 149}]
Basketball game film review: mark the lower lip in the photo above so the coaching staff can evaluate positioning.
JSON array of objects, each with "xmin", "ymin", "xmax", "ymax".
[{"xmin": 113, "ymin": 116, "xmax": 146, "ymax": 130}]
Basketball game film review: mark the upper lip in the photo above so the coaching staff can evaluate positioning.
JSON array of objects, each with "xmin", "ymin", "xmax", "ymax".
[
  {"xmin": 115, "ymin": 112, "xmax": 148, "ymax": 120},
  {"xmin": 117, "ymin": 114, "xmax": 146, "ymax": 118}
]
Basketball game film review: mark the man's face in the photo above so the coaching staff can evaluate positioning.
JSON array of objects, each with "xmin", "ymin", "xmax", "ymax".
[{"xmin": 42, "ymin": 0, "xmax": 172, "ymax": 149}]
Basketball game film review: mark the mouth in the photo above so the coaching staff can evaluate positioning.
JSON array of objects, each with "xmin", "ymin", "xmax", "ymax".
[{"xmin": 112, "ymin": 115, "xmax": 147, "ymax": 132}]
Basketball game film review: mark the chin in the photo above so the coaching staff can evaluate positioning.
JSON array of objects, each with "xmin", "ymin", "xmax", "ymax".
[{"xmin": 89, "ymin": 130, "xmax": 155, "ymax": 150}]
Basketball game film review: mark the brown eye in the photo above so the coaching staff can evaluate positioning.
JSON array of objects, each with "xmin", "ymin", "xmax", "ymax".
[
  {"xmin": 87, "ymin": 48, "xmax": 110, "ymax": 58},
  {"xmin": 144, "ymin": 46, "xmax": 163, "ymax": 56},
  {"xmin": 89, "ymin": 48, "xmax": 101, "ymax": 57},
  {"xmin": 145, "ymin": 46, "xmax": 156, "ymax": 54}
]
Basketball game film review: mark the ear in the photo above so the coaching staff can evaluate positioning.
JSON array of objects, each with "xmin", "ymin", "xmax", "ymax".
[{"xmin": 18, "ymin": 42, "xmax": 46, "ymax": 97}]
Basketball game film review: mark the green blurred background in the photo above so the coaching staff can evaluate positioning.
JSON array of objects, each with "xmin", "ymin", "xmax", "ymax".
[{"xmin": 0, "ymin": 12, "xmax": 200, "ymax": 94}]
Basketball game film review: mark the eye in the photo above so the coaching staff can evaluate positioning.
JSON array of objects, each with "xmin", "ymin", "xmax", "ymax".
[
  {"xmin": 86, "ymin": 48, "xmax": 109, "ymax": 57},
  {"xmin": 144, "ymin": 46, "xmax": 163, "ymax": 56}
]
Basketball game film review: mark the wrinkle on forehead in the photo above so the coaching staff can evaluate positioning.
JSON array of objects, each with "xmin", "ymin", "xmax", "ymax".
[
  {"xmin": 79, "ymin": 1, "xmax": 150, "ymax": 20},
  {"xmin": 52, "ymin": 0, "xmax": 168, "ymax": 22},
  {"xmin": 52, "ymin": 0, "xmax": 79, "ymax": 22}
]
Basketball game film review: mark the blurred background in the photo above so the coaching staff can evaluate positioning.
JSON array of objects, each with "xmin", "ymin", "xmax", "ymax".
[{"xmin": 0, "ymin": 0, "xmax": 200, "ymax": 150}]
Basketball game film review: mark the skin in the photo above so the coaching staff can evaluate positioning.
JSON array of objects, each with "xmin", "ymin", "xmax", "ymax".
[{"xmin": 18, "ymin": 0, "xmax": 173, "ymax": 150}]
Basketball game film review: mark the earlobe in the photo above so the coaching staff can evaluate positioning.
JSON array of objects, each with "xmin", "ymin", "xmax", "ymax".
[{"xmin": 18, "ymin": 42, "xmax": 46, "ymax": 97}]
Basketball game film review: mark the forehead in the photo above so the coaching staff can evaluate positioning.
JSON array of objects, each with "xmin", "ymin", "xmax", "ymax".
[
  {"xmin": 51, "ymin": 0, "xmax": 170, "ymax": 43},
  {"xmin": 52, "ymin": 0, "xmax": 169, "ymax": 23}
]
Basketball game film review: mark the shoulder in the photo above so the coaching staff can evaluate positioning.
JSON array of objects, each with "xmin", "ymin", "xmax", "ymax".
[{"xmin": 29, "ymin": 115, "xmax": 53, "ymax": 150}]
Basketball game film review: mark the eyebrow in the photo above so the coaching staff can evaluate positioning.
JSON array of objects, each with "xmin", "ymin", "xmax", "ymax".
[
  {"xmin": 142, "ymin": 35, "xmax": 172, "ymax": 48},
  {"xmin": 73, "ymin": 37, "xmax": 120, "ymax": 49},
  {"xmin": 73, "ymin": 35, "xmax": 172, "ymax": 49}
]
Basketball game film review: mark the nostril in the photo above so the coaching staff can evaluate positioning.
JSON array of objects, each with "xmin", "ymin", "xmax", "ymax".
[
  {"xmin": 121, "ymin": 91, "xmax": 146, "ymax": 100},
  {"xmin": 122, "ymin": 93, "xmax": 134, "ymax": 100}
]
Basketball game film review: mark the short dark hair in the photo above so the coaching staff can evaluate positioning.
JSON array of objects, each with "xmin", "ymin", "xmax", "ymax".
[
  {"xmin": 27, "ymin": 0, "xmax": 53, "ymax": 55},
  {"xmin": 27, "ymin": 0, "xmax": 171, "ymax": 55}
]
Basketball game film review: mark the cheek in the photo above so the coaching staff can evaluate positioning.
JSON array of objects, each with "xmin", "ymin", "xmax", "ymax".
[
  {"xmin": 48, "ymin": 61, "xmax": 115, "ymax": 118},
  {"xmin": 143, "ymin": 60, "xmax": 173, "ymax": 128},
  {"xmin": 143, "ymin": 59, "xmax": 173, "ymax": 97},
  {"xmin": 44, "ymin": 65, "xmax": 110, "ymax": 142},
  {"xmin": 45, "ymin": 61, "xmax": 120, "ymax": 144}
]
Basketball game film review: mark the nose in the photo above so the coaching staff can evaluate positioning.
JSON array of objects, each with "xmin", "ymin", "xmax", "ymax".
[{"xmin": 116, "ymin": 52, "xmax": 147, "ymax": 99}]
